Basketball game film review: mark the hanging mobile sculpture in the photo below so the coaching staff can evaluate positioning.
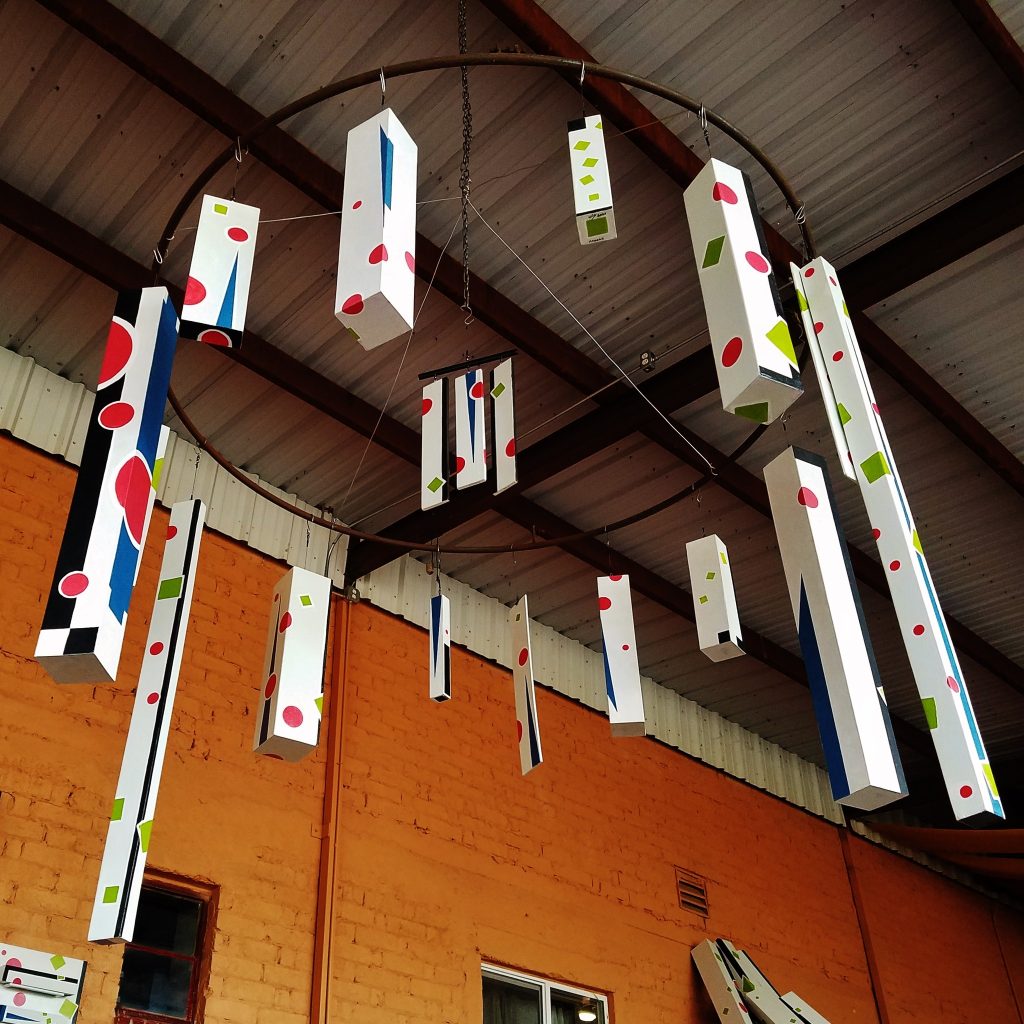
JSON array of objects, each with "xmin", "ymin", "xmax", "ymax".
[
  {"xmin": 764, "ymin": 447, "xmax": 907, "ymax": 811},
  {"xmin": 429, "ymin": 590, "xmax": 452, "ymax": 701},
  {"xmin": 0, "ymin": 941, "xmax": 87, "ymax": 1022},
  {"xmin": 510, "ymin": 595, "xmax": 543, "ymax": 774},
  {"xmin": 795, "ymin": 256, "xmax": 1002, "ymax": 819},
  {"xmin": 89, "ymin": 500, "xmax": 206, "ymax": 943},
  {"xmin": 335, "ymin": 108, "xmax": 418, "ymax": 350},
  {"xmin": 597, "ymin": 575, "xmax": 646, "ymax": 736},
  {"xmin": 179, "ymin": 195, "xmax": 260, "ymax": 349},
  {"xmin": 685, "ymin": 534, "xmax": 744, "ymax": 662},
  {"xmin": 36, "ymin": 288, "xmax": 176, "ymax": 683},
  {"xmin": 683, "ymin": 158, "xmax": 802, "ymax": 424},
  {"xmin": 253, "ymin": 566, "xmax": 331, "ymax": 762},
  {"xmin": 567, "ymin": 114, "xmax": 616, "ymax": 245}
]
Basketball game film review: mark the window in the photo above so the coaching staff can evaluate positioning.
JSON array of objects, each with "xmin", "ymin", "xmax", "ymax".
[
  {"xmin": 482, "ymin": 965, "xmax": 608, "ymax": 1024},
  {"xmin": 115, "ymin": 873, "xmax": 217, "ymax": 1024}
]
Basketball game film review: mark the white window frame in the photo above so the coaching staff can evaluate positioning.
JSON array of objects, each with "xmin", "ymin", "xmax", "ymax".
[{"xmin": 482, "ymin": 963, "xmax": 610, "ymax": 1024}]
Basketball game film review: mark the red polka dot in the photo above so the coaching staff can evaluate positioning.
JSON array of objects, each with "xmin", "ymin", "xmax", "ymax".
[
  {"xmin": 98, "ymin": 401, "xmax": 135, "ymax": 429},
  {"xmin": 609, "ymin": 575, "xmax": 622, "ymax": 581},
  {"xmin": 622, "ymin": 644, "xmax": 630, "ymax": 651},
  {"xmin": 455, "ymin": 456, "xmax": 466, "ymax": 473},
  {"xmin": 797, "ymin": 487, "xmax": 818, "ymax": 508},
  {"xmin": 146, "ymin": 692, "xmax": 159, "ymax": 705},
  {"xmin": 505, "ymin": 438, "xmax": 516, "ymax": 458},
  {"xmin": 722, "ymin": 336, "xmax": 743, "ymax": 367},
  {"xmin": 912, "ymin": 625, "xmax": 925, "ymax": 636},
  {"xmin": 711, "ymin": 182, "xmax": 738, "ymax": 204},
  {"xmin": 516, "ymin": 720, "xmax": 523, "ymax": 741},
  {"xmin": 198, "ymin": 328, "xmax": 232, "ymax": 347},
  {"xmin": 12, "ymin": 994, "xmax": 26, "ymax": 1008},
  {"xmin": 149, "ymin": 641, "xmax": 165, "ymax": 656},
  {"xmin": 115, "ymin": 455, "xmax": 152, "ymax": 545},
  {"xmin": 889, "ymin": 560, "xmax": 901, "ymax": 571},
  {"xmin": 167, "ymin": 525, "xmax": 178, "ymax": 539},
  {"xmin": 422, "ymin": 398, "xmax": 433, "ymax": 416},
  {"xmin": 98, "ymin": 321, "xmax": 133, "ymax": 385},
  {"xmin": 745, "ymin": 251, "xmax": 770, "ymax": 273},
  {"xmin": 470, "ymin": 381, "xmax": 485, "ymax": 399},
  {"xmin": 7, "ymin": 958, "xmax": 22, "ymax": 969},
  {"xmin": 829, "ymin": 276, "xmax": 837, "ymax": 286},
  {"xmin": 265, "ymin": 674, "xmax": 277, "ymax": 698},
  {"xmin": 368, "ymin": 243, "xmax": 388, "ymax": 264},
  {"xmin": 352, "ymin": 200, "xmax": 362, "ymax": 209},
  {"xmin": 598, "ymin": 596, "xmax": 612, "ymax": 611},
  {"xmin": 804, "ymin": 267, "xmax": 815, "ymax": 278},
  {"xmin": 832, "ymin": 351, "xmax": 844, "ymax": 362},
  {"xmin": 871, "ymin": 528, "xmax": 881, "ymax": 540},
  {"xmin": 341, "ymin": 294, "xmax": 364, "ymax": 315},
  {"xmin": 813, "ymin": 321, "xmax": 824, "ymax": 335},
  {"xmin": 405, "ymin": 251, "xmax": 416, "ymax": 272},
  {"xmin": 279, "ymin": 612, "xmax": 293, "ymax": 633},
  {"xmin": 58, "ymin": 571, "xmax": 89, "ymax": 598},
  {"xmin": 183, "ymin": 277, "xmax": 207, "ymax": 306},
  {"xmin": 282, "ymin": 705, "xmax": 303, "ymax": 728},
  {"xmin": 518, "ymin": 648, "xmax": 529, "ymax": 667},
  {"xmin": 872, "ymin": 402, "xmax": 880, "ymax": 414},
  {"xmin": 227, "ymin": 226, "xmax": 249, "ymax": 242},
  {"xmin": 960, "ymin": 785, "xmax": 973, "ymax": 799},
  {"xmin": 947, "ymin": 675, "xmax": 960, "ymax": 693}
]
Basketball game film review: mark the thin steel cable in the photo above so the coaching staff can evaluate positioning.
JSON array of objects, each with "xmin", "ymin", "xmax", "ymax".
[{"xmin": 457, "ymin": 0, "xmax": 473, "ymax": 320}]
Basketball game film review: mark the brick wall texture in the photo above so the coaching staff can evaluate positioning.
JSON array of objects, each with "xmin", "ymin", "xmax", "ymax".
[{"xmin": 1, "ymin": 434, "xmax": 1021, "ymax": 1024}]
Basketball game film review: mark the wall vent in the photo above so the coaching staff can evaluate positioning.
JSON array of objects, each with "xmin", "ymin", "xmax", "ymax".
[{"xmin": 675, "ymin": 866, "xmax": 709, "ymax": 917}]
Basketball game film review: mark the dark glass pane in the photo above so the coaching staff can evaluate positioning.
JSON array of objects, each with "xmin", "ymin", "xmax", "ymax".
[
  {"xmin": 118, "ymin": 949, "xmax": 193, "ymax": 1019},
  {"xmin": 552, "ymin": 988, "xmax": 605, "ymax": 1024},
  {"xmin": 482, "ymin": 974, "xmax": 542, "ymax": 1024},
  {"xmin": 133, "ymin": 889, "xmax": 202, "ymax": 954}
]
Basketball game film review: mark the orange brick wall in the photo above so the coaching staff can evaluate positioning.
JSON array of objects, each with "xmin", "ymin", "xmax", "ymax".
[{"xmin": 1, "ymin": 434, "xmax": 1021, "ymax": 1024}]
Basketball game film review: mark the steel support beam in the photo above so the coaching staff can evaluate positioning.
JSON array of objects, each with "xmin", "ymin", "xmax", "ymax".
[{"xmin": 950, "ymin": 0, "xmax": 1024, "ymax": 97}]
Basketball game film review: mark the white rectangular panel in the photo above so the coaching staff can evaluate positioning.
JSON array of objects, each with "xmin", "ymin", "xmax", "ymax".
[
  {"xmin": 491, "ymin": 358, "xmax": 517, "ymax": 494},
  {"xmin": 510, "ymin": 595, "xmax": 542, "ymax": 774},
  {"xmin": 567, "ymin": 114, "xmax": 617, "ymax": 245},
  {"xmin": 691, "ymin": 939, "xmax": 750, "ymax": 1023},
  {"xmin": 686, "ymin": 534, "xmax": 744, "ymax": 662},
  {"xmin": 454, "ymin": 368, "xmax": 487, "ymax": 490},
  {"xmin": 597, "ymin": 575, "xmax": 646, "ymax": 737},
  {"xmin": 0, "ymin": 942, "xmax": 86, "ymax": 1022},
  {"xmin": 420, "ymin": 378, "xmax": 448, "ymax": 510}
]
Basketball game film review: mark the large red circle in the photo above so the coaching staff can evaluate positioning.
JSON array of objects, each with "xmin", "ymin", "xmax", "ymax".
[
  {"xmin": 797, "ymin": 487, "xmax": 818, "ymax": 508},
  {"xmin": 184, "ymin": 276, "xmax": 207, "ymax": 305},
  {"xmin": 227, "ymin": 226, "xmax": 249, "ymax": 242},
  {"xmin": 114, "ymin": 455, "xmax": 152, "ymax": 545},
  {"xmin": 744, "ymin": 251, "xmax": 770, "ymax": 273},
  {"xmin": 341, "ymin": 294, "xmax": 364, "ymax": 315},
  {"xmin": 722, "ymin": 337, "xmax": 743, "ymax": 368},
  {"xmin": 98, "ymin": 321, "xmax": 133, "ymax": 385},
  {"xmin": 282, "ymin": 705, "xmax": 303, "ymax": 728},
  {"xmin": 98, "ymin": 402, "xmax": 135, "ymax": 429},
  {"xmin": 59, "ymin": 571, "xmax": 89, "ymax": 597},
  {"xmin": 518, "ymin": 648, "xmax": 529, "ymax": 667},
  {"xmin": 598, "ymin": 596, "xmax": 611, "ymax": 611}
]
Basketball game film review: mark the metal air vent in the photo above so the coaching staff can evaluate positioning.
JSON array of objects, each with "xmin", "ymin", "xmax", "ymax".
[{"xmin": 675, "ymin": 866, "xmax": 710, "ymax": 917}]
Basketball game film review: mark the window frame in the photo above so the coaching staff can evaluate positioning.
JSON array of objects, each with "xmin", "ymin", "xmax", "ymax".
[
  {"xmin": 482, "ymin": 963, "xmax": 610, "ymax": 1024},
  {"xmin": 114, "ymin": 869, "xmax": 218, "ymax": 1024}
]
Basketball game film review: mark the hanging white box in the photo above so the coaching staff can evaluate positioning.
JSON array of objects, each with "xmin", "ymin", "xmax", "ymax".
[
  {"xmin": 420, "ymin": 377, "xmax": 449, "ymax": 510},
  {"xmin": 510, "ymin": 595, "xmax": 542, "ymax": 774},
  {"xmin": 429, "ymin": 592, "xmax": 451, "ymax": 702},
  {"xmin": 491, "ymin": 357, "xmax": 517, "ymax": 494},
  {"xmin": 567, "ymin": 114, "xmax": 617, "ymax": 245},
  {"xmin": 597, "ymin": 574, "xmax": 646, "ymax": 737},
  {"xmin": 685, "ymin": 534, "xmax": 744, "ymax": 662}
]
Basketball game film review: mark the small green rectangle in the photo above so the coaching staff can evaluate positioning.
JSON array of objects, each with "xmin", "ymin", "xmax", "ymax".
[
  {"xmin": 702, "ymin": 235, "xmax": 726, "ymax": 269},
  {"xmin": 720, "ymin": 551, "xmax": 728, "ymax": 565},
  {"xmin": 579, "ymin": 174, "xmax": 595, "ymax": 185},
  {"xmin": 300, "ymin": 594, "xmax": 312, "ymax": 606},
  {"xmin": 491, "ymin": 382, "xmax": 506, "ymax": 398},
  {"xmin": 111, "ymin": 797, "xmax": 124, "ymax": 821},
  {"xmin": 922, "ymin": 697, "xmax": 937, "ymax": 730},
  {"xmin": 698, "ymin": 595, "xmax": 709, "ymax": 605},
  {"xmin": 103, "ymin": 885, "xmax": 120, "ymax": 904},
  {"xmin": 585, "ymin": 216, "xmax": 609, "ymax": 238},
  {"xmin": 427, "ymin": 476, "xmax": 444, "ymax": 493},
  {"xmin": 157, "ymin": 576, "xmax": 183, "ymax": 600},
  {"xmin": 588, "ymin": 192, "xmax": 600, "ymax": 201},
  {"xmin": 60, "ymin": 999, "xmax": 78, "ymax": 1018},
  {"xmin": 706, "ymin": 571, "xmax": 716, "ymax": 581},
  {"xmin": 860, "ymin": 451, "xmax": 890, "ymax": 483},
  {"xmin": 213, "ymin": 203, "xmax": 228, "ymax": 214}
]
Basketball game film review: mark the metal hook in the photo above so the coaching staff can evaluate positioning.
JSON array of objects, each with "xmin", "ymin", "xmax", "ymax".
[
  {"xmin": 380, "ymin": 68, "xmax": 386, "ymax": 106},
  {"xmin": 152, "ymin": 247, "xmax": 164, "ymax": 265},
  {"xmin": 579, "ymin": 60, "xmax": 585, "ymax": 86},
  {"xmin": 234, "ymin": 137, "xmax": 244, "ymax": 164}
]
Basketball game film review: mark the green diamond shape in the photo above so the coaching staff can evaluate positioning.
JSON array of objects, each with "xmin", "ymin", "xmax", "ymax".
[
  {"xmin": 734, "ymin": 402, "xmax": 769, "ymax": 423},
  {"xmin": 706, "ymin": 571, "xmax": 716, "ymax": 581},
  {"xmin": 699, "ymin": 595, "xmax": 709, "ymax": 605},
  {"xmin": 157, "ymin": 576, "xmax": 183, "ymax": 600},
  {"xmin": 797, "ymin": 288, "xmax": 808, "ymax": 311},
  {"xmin": 585, "ymin": 216, "xmax": 609, "ymax": 238},
  {"xmin": 860, "ymin": 451, "xmax": 890, "ymax": 483},
  {"xmin": 300, "ymin": 594, "xmax": 312, "ymax": 606},
  {"xmin": 912, "ymin": 529, "xmax": 923, "ymax": 555},
  {"xmin": 103, "ymin": 885, "xmax": 120, "ymax": 904},
  {"xmin": 50, "ymin": 954, "xmax": 66, "ymax": 970},
  {"xmin": 111, "ymin": 797, "xmax": 124, "ymax": 821},
  {"xmin": 922, "ymin": 697, "xmax": 937, "ymax": 730},
  {"xmin": 573, "ymin": 140, "xmax": 591, "ymax": 150},
  {"xmin": 837, "ymin": 403, "xmax": 851, "ymax": 425},
  {"xmin": 582, "ymin": 157, "xmax": 598, "ymax": 167},
  {"xmin": 766, "ymin": 319, "xmax": 797, "ymax": 364},
  {"xmin": 491, "ymin": 382, "xmax": 506, "ymax": 398},
  {"xmin": 213, "ymin": 202, "xmax": 228, "ymax": 214},
  {"xmin": 588, "ymin": 193, "xmax": 600, "ymax": 201},
  {"xmin": 702, "ymin": 235, "xmax": 726, "ymax": 269},
  {"xmin": 59, "ymin": 1000, "xmax": 78, "ymax": 1019},
  {"xmin": 315, "ymin": 695, "xmax": 324, "ymax": 715},
  {"xmin": 427, "ymin": 477, "xmax": 444, "ymax": 493},
  {"xmin": 579, "ymin": 174, "xmax": 595, "ymax": 185},
  {"xmin": 742, "ymin": 978, "xmax": 755, "ymax": 993}
]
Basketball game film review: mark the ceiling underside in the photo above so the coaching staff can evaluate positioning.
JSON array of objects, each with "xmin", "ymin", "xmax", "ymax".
[{"xmin": 1, "ymin": 0, "xmax": 1023, "ymax": 828}]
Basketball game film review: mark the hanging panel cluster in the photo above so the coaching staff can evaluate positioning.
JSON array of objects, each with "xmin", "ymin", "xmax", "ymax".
[
  {"xmin": 253, "ymin": 567, "xmax": 331, "ymax": 762},
  {"xmin": 797, "ymin": 256, "xmax": 1002, "ymax": 820},
  {"xmin": 510, "ymin": 595, "xmax": 543, "ymax": 774},
  {"xmin": 455, "ymin": 368, "xmax": 488, "ymax": 489},
  {"xmin": 685, "ymin": 534, "xmax": 743, "ymax": 662},
  {"xmin": 683, "ymin": 158, "xmax": 802, "ymax": 424},
  {"xmin": 764, "ymin": 447, "xmax": 906, "ymax": 812},
  {"xmin": 89, "ymin": 500, "xmax": 206, "ymax": 944},
  {"xmin": 597, "ymin": 575, "xmax": 646, "ymax": 737},
  {"xmin": 180, "ymin": 195, "xmax": 260, "ymax": 349},
  {"xmin": 0, "ymin": 942, "xmax": 87, "ymax": 1022},
  {"xmin": 335, "ymin": 108, "xmax": 418, "ymax": 350},
  {"xmin": 35, "ymin": 288, "xmax": 176, "ymax": 683},
  {"xmin": 566, "ymin": 114, "xmax": 616, "ymax": 245}
]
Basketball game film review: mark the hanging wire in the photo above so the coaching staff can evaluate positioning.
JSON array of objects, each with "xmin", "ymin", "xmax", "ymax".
[{"xmin": 457, "ymin": 0, "xmax": 474, "ymax": 323}]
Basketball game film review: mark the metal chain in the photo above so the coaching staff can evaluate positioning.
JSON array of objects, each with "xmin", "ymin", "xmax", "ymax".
[{"xmin": 458, "ymin": 0, "xmax": 473, "ymax": 321}]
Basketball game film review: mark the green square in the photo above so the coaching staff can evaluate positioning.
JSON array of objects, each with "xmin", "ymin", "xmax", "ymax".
[
  {"xmin": 706, "ymin": 571, "xmax": 716, "ymax": 581},
  {"xmin": 213, "ymin": 203, "xmax": 228, "ymax": 214},
  {"xmin": 582, "ymin": 157, "xmax": 598, "ymax": 167},
  {"xmin": 573, "ymin": 140, "xmax": 591, "ymax": 150},
  {"xmin": 300, "ymin": 594, "xmax": 312, "ymax": 606},
  {"xmin": 103, "ymin": 885, "xmax": 120, "ymax": 904},
  {"xmin": 427, "ymin": 476, "xmax": 444, "ymax": 493},
  {"xmin": 60, "ymin": 999, "xmax": 78, "ymax": 1019},
  {"xmin": 860, "ymin": 451, "xmax": 890, "ymax": 483},
  {"xmin": 491, "ymin": 382, "xmax": 506, "ymax": 398},
  {"xmin": 111, "ymin": 797, "xmax": 124, "ymax": 821},
  {"xmin": 734, "ymin": 402, "xmax": 769, "ymax": 423},
  {"xmin": 698, "ymin": 595, "xmax": 709, "ymax": 605},
  {"xmin": 579, "ymin": 174, "xmax": 595, "ymax": 185},
  {"xmin": 702, "ymin": 235, "xmax": 726, "ymax": 269},
  {"xmin": 585, "ymin": 216, "xmax": 609, "ymax": 238},
  {"xmin": 50, "ymin": 954, "xmax": 66, "ymax": 970},
  {"xmin": 157, "ymin": 576, "xmax": 183, "ymax": 600},
  {"xmin": 922, "ymin": 697, "xmax": 937, "ymax": 730},
  {"xmin": 588, "ymin": 193, "xmax": 600, "ymax": 201}
]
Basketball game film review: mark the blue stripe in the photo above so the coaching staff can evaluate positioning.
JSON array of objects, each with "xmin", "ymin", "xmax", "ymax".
[
  {"xmin": 465, "ymin": 371, "xmax": 479, "ymax": 459},
  {"xmin": 602, "ymin": 646, "xmax": 617, "ymax": 710},
  {"xmin": 380, "ymin": 127, "xmax": 394, "ymax": 210},
  {"xmin": 216, "ymin": 255, "xmax": 239, "ymax": 327},
  {"xmin": 799, "ymin": 579, "xmax": 849, "ymax": 800},
  {"xmin": 527, "ymin": 701, "xmax": 542, "ymax": 767},
  {"xmin": 430, "ymin": 595, "xmax": 442, "ymax": 671}
]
